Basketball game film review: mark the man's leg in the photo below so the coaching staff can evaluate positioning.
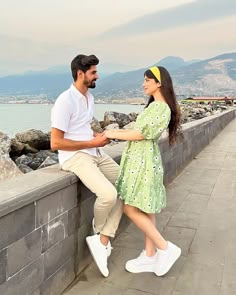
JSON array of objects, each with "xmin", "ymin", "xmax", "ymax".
[
  {"xmin": 62, "ymin": 152, "xmax": 118, "ymax": 234},
  {"xmin": 96, "ymin": 153, "xmax": 123, "ymax": 238}
]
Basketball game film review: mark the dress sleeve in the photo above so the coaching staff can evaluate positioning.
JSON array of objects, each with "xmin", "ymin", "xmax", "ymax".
[{"xmin": 134, "ymin": 102, "xmax": 170, "ymax": 140}]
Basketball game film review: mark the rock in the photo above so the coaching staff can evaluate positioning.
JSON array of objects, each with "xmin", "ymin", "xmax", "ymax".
[
  {"xmin": 128, "ymin": 112, "xmax": 139, "ymax": 122},
  {"xmin": 105, "ymin": 123, "xmax": 119, "ymax": 130},
  {"xmin": 123, "ymin": 122, "xmax": 136, "ymax": 129},
  {"xmin": 104, "ymin": 111, "xmax": 131, "ymax": 128},
  {"xmin": 91, "ymin": 117, "xmax": 103, "ymax": 133},
  {"xmin": 15, "ymin": 129, "xmax": 50, "ymax": 150},
  {"xmin": 38, "ymin": 156, "xmax": 58, "ymax": 169},
  {"xmin": 10, "ymin": 138, "xmax": 25, "ymax": 156},
  {"xmin": 18, "ymin": 164, "xmax": 33, "ymax": 173},
  {"xmin": 15, "ymin": 154, "xmax": 33, "ymax": 167},
  {"xmin": 0, "ymin": 132, "xmax": 22, "ymax": 181}
]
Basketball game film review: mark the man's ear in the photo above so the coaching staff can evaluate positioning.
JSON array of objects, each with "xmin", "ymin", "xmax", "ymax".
[{"xmin": 77, "ymin": 69, "xmax": 84, "ymax": 78}]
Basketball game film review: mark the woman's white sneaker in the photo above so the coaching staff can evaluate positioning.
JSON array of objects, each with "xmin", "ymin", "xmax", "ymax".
[
  {"xmin": 125, "ymin": 250, "xmax": 157, "ymax": 273},
  {"xmin": 154, "ymin": 241, "xmax": 181, "ymax": 276}
]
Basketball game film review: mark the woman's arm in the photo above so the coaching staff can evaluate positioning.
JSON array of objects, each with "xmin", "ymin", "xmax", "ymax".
[{"xmin": 104, "ymin": 129, "xmax": 144, "ymax": 141}]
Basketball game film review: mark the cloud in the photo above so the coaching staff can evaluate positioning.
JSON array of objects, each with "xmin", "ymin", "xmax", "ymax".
[{"xmin": 99, "ymin": 0, "xmax": 236, "ymax": 39}]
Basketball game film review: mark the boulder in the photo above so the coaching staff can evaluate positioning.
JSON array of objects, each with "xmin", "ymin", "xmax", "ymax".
[
  {"xmin": 15, "ymin": 129, "xmax": 50, "ymax": 150},
  {"xmin": 104, "ymin": 111, "xmax": 131, "ymax": 128},
  {"xmin": 0, "ymin": 132, "xmax": 22, "ymax": 181}
]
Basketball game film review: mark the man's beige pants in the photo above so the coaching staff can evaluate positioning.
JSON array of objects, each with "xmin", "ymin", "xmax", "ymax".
[{"xmin": 62, "ymin": 152, "xmax": 123, "ymax": 238}]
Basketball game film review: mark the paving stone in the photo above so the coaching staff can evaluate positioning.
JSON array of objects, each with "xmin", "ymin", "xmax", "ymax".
[
  {"xmin": 174, "ymin": 254, "xmax": 223, "ymax": 295},
  {"xmin": 7, "ymin": 228, "xmax": 42, "ymax": 277},
  {"xmin": 168, "ymin": 211, "xmax": 201, "ymax": 229},
  {"xmin": 177, "ymin": 193, "xmax": 209, "ymax": 214},
  {"xmin": 162, "ymin": 226, "xmax": 196, "ymax": 257},
  {"xmin": 63, "ymin": 281, "xmax": 124, "ymax": 295},
  {"xmin": 0, "ymin": 203, "xmax": 35, "ymax": 251},
  {"xmin": 128, "ymin": 257, "xmax": 185, "ymax": 295},
  {"xmin": 189, "ymin": 183, "xmax": 214, "ymax": 195}
]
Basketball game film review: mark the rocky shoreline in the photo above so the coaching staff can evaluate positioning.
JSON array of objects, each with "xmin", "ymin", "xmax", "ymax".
[{"xmin": 0, "ymin": 102, "xmax": 234, "ymax": 181}]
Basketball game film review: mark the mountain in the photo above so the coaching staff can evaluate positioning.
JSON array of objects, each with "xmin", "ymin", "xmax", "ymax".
[
  {"xmin": 94, "ymin": 53, "xmax": 236, "ymax": 98},
  {"xmin": 173, "ymin": 53, "xmax": 236, "ymax": 96},
  {"xmin": 0, "ymin": 53, "xmax": 235, "ymax": 100}
]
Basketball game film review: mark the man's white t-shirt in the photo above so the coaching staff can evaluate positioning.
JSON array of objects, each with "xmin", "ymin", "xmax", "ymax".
[{"xmin": 51, "ymin": 84, "xmax": 101, "ymax": 166}]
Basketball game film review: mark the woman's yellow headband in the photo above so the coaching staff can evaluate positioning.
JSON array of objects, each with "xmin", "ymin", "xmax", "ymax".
[{"xmin": 149, "ymin": 66, "xmax": 161, "ymax": 84}]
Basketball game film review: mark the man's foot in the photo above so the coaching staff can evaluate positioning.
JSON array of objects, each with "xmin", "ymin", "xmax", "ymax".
[
  {"xmin": 154, "ymin": 241, "xmax": 181, "ymax": 276},
  {"xmin": 92, "ymin": 218, "xmax": 112, "ymax": 257},
  {"xmin": 86, "ymin": 234, "xmax": 109, "ymax": 277},
  {"xmin": 125, "ymin": 250, "xmax": 157, "ymax": 273}
]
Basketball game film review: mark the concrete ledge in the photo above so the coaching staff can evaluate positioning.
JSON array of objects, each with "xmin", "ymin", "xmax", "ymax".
[{"xmin": 0, "ymin": 108, "xmax": 235, "ymax": 295}]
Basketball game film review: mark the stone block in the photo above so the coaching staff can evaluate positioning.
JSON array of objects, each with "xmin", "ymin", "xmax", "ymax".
[
  {"xmin": 36, "ymin": 184, "xmax": 77, "ymax": 227},
  {"xmin": 79, "ymin": 182, "xmax": 96, "ymax": 203},
  {"xmin": 0, "ymin": 249, "xmax": 6, "ymax": 284},
  {"xmin": 42, "ymin": 212, "xmax": 68, "ymax": 252},
  {"xmin": 0, "ymin": 203, "xmax": 35, "ymax": 251},
  {"xmin": 79, "ymin": 197, "xmax": 95, "ymax": 226},
  {"xmin": 0, "ymin": 257, "xmax": 43, "ymax": 295},
  {"xmin": 68, "ymin": 206, "xmax": 80, "ymax": 236},
  {"xmin": 40, "ymin": 258, "xmax": 75, "ymax": 295},
  {"xmin": 43, "ymin": 234, "xmax": 75, "ymax": 280},
  {"xmin": 76, "ymin": 223, "xmax": 92, "ymax": 274},
  {"xmin": 7, "ymin": 228, "xmax": 42, "ymax": 277}
]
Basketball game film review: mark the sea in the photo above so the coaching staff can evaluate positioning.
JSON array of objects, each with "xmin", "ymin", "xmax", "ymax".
[{"xmin": 0, "ymin": 103, "xmax": 144, "ymax": 138}]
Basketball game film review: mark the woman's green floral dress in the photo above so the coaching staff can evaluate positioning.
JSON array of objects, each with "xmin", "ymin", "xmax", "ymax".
[{"xmin": 116, "ymin": 101, "xmax": 171, "ymax": 214}]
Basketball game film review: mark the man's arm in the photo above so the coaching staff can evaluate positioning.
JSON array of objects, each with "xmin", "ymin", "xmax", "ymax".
[{"xmin": 50, "ymin": 128, "xmax": 110, "ymax": 151}]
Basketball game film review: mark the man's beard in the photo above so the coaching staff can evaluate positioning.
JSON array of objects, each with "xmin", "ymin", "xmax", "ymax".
[{"xmin": 84, "ymin": 78, "xmax": 96, "ymax": 89}]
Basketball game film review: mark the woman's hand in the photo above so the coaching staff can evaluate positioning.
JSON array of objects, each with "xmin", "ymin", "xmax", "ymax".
[{"xmin": 104, "ymin": 130, "xmax": 115, "ymax": 139}]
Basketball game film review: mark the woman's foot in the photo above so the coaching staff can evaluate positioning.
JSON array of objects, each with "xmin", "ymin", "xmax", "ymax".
[
  {"xmin": 125, "ymin": 250, "xmax": 157, "ymax": 273},
  {"xmin": 154, "ymin": 241, "xmax": 181, "ymax": 276}
]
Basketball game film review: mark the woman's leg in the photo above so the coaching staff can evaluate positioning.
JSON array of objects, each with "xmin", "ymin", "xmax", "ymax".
[
  {"xmin": 124, "ymin": 204, "xmax": 168, "ymax": 250},
  {"xmin": 145, "ymin": 214, "xmax": 157, "ymax": 256}
]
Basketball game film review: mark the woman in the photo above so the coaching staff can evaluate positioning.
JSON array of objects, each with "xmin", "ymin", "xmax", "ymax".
[{"xmin": 104, "ymin": 66, "xmax": 182, "ymax": 276}]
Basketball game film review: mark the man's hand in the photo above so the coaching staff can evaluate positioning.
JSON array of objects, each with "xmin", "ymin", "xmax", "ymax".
[{"xmin": 90, "ymin": 134, "xmax": 110, "ymax": 147}]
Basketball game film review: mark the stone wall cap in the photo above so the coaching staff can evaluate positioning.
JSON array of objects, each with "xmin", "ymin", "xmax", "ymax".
[{"xmin": 0, "ymin": 165, "xmax": 77, "ymax": 218}]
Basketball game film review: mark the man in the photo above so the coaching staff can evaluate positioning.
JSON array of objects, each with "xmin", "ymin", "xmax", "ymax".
[{"xmin": 50, "ymin": 54, "xmax": 123, "ymax": 277}]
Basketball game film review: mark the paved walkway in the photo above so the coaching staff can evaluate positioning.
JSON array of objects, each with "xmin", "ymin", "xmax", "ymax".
[{"xmin": 64, "ymin": 118, "xmax": 236, "ymax": 295}]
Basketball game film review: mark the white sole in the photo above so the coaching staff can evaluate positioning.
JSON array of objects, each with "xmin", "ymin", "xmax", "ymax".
[
  {"xmin": 125, "ymin": 265, "xmax": 155, "ymax": 273},
  {"xmin": 154, "ymin": 247, "xmax": 181, "ymax": 276},
  {"xmin": 86, "ymin": 236, "xmax": 109, "ymax": 277}
]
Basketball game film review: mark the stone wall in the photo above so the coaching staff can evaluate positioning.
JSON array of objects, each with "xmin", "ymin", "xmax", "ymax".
[{"xmin": 0, "ymin": 108, "xmax": 235, "ymax": 295}]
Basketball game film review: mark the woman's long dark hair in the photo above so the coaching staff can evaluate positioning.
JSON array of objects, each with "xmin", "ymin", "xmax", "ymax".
[{"xmin": 144, "ymin": 66, "xmax": 182, "ymax": 145}]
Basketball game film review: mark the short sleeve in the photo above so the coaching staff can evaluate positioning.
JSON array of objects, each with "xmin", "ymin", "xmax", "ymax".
[
  {"xmin": 51, "ymin": 96, "xmax": 72, "ymax": 132},
  {"xmin": 134, "ymin": 102, "xmax": 170, "ymax": 140}
]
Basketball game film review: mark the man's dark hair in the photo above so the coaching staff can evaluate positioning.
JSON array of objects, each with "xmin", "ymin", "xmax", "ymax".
[{"xmin": 71, "ymin": 54, "xmax": 99, "ymax": 81}]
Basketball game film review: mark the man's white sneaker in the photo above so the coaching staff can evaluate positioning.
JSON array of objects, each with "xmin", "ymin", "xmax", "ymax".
[
  {"xmin": 86, "ymin": 234, "xmax": 109, "ymax": 277},
  {"xmin": 125, "ymin": 250, "xmax": 157, "ymax": 273},
  {"xmin": 154, "ymin": 241, "xmax": 181, "ymax": 276},
  {"xmin": 92, "ymin": 218, "xmax": 112, "ymax": 257}
]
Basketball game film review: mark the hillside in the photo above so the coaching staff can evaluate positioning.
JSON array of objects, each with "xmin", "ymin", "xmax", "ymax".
[{"xmin": 0, "ymin": 53, "xmax": 235, "ymax": 100}]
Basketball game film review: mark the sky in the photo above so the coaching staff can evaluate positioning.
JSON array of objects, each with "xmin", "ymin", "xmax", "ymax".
[{"xmin": 0, "ymin": 0, "xmax": 236, "ymax": 76}]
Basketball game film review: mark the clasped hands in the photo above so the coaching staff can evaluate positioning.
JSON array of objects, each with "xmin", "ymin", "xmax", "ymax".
[{"xmin": 93, "ymin": 130, "xmax": 115, "ymax": 147}]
